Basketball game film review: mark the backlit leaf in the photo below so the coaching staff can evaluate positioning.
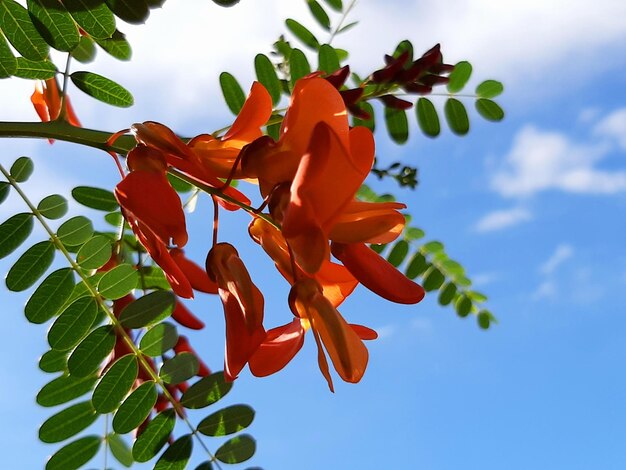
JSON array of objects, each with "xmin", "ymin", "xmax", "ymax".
[
  {"xmin": 98, "ymin": 263, "xmax": 138, "ymax": 299},
  {"xmin": 76, "ymin": 235, "xmax": 112, "ymax": 269},
  {"xmin": 475, "ymin": 79, "xmax": 503, "ymax": 99},
  {"xmin": 447, "ymin": 61, "xmax": 472, "ymax": 93},
  {"xmin": 108, "ymin": 433, "xmax": 133, "ymax": 467},
  {"xmin": 10, "ymin": 156, "xmax": 34, "ymax": 182},
  {"xmin": 37, "ymin": 373, "xmax": 97, "ymax": 407},
  {"xmin": 37, "ymin": 194, "xmax": 67, "ymax": 219},
  {"xmin": 63, "ymin": 0, "xmax": 116, "ymax": 39},
  {"xmin": 119, "ymin": 290, "xmax": 175, "ymax": 328},
  {"xmin": 475, "ymin": 98, "xmax": 504, "ymax": 122},
  {"xmin": 385, "ymin": 107, "xmax": 408, "ymax": 144},
  {"xmin": 422, "ymin": 266, "xmax": 445, "ymax": 292},
  {"xmin": 27, "ymin": 0, "xmax": 79, "ymax": 52},
  {"xmin": 112, "ymin": 381, "xmax": 157, "ymax": 434},
  {"xmin": 352, "ymin": 101, "xmax": 375, "ymax": 131},
  {"xmin": 0, "ymin": 0, "xmax": 49, "ymax": 60},
  {"xmin": 444, "ymin": 98, "xmax": 469, "ymax": 135},
  {"xmin": 254, "ymin": 53, "xmax": 281, "ymax": 105},
  {"xmin": 70, "ymin": 35, "xmax": 96, "ymax": 63},
  {"xmin": 215, "ymin": 434, "xmax": 256, "ymax": 464},
  {"xmin": 197, "ymin": 404, "xmax": 255, "ymax": 436},
  {"xmin": 67, "ymin": 325, "xmax": 116, "ymax": 377},
  {"xmin": 159, "ymin": 352, "xmax": 199, "ymax": 384},
  {"xmin": 285, "ymin": 18, "xmax": 319, "ymax": 50},
  {"xmin": 140, "ymin": 321, "xmax": 178, "ymax": 356},
  {"xmin": 416, "ymin": 97, "xmax": 440, "ymax": 137},
  {"xmin": 219, "ymin": 71, "xmax": 245, "ymax": 115},
  {"xmin": 70, "ymin": 71, "xmax": 133, "ymax": 107},
  {"xmin": 0, "ymin": 33, "xmax": 17, "ymax": 77},
  {"xmin": 45, "ymin": 435, "xmax": 100, "ymax": 470},
  {"xmin": 95, "ymin": 29, "xmax": 131, "ymax": 61},
  {"xmin": 387, "ymin": 240, "xmax": 409, "ymax": 267},
  {"xmin": 57, "ymin": 215, "xmax": 94, "ymax": 246},
  {"xmin": 318, "ymin": 43, "xmax": 340, "ymax": 73},
  {"xmin": 180, "ymin": 372, "xmax": 232, "ymax": 409},
  {"xmin": 289, "ymin": 48, "xmax": 310, "ymax": 88},
  {"xmin": 48, "ymin": 296, "xmax": 98, "ymax": 350},
  {"xmin": 154, "ymin": 434, "xmax": 193, "ymax": 470},
  {"xmin": 307, "ymin": 0, "xmax": 330, "ymax": 31},
  {"xmin": 39, "ymin": 401, "xmax": 98, "ymax": 443},
  {"xmin": 132, "ymin": 409, "xmax": 176, "ymax": 462},
  {"xmin": 322, "ymin": 0, "xmax": 342, "ymax": 12},
  {"xmin": 92, "ymin": 354, "xmax": 138, "ymax": 413},
  {"xmin": 72, "ymin": 186, "xmax": 119, "ymax": 211},
  {"xmin": 6, "ymin": 240, "xmax": 55, "ymax": 291},
  {"xmin": 24, "ymin": 267, "xmax": 74, "ymax": 323},
  {"xmin": 13, "ymin": 56, "xmax": 56, "ymax": 78},
  {"xmin": 39, "ymin": 349, "xmax": 67, "ymax": 373}
]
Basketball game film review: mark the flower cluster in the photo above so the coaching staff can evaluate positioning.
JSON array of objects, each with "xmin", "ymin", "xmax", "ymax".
[{"xmin": 114, "ymin": 75, "xmax": 425, "ymax": 390}]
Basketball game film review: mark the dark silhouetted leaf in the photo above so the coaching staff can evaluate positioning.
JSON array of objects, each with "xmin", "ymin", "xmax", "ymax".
[
  {"xmin": 322, "ymin": 0, "xmax": 342, "ymax": 12},
  {"xmin": 6, "ymin": 240, "xmax": 55, "ymax": 291},
  {"xmin": 422, "ymin": 266, "xmax": 445, "ymax": 292},
  {"xmin": 71, "ymin": 71, "xmax": 133, "ymax": 107},
  {"xmin": 105, "ymin": 0, "xmax": 149, "ymax": 25},
  {"xmin": 154, "ymin": 434, "xmax": 193, "ymax": 470},
  {"xmin": 438, "ymin": 282, "xmax": 457, "ymax": 306},
  {"xmin": 27, "ymin": 0, "xmax": 79, "ymax": 52},
  {"xmin": 405, "ymin": 252, "xmax": 428, "ymax": 279},
  {"xmin": 39, "ymin": 349, "xmax": 68, "ymax": 373},
  {"xmin": 387, "ymin": 240, "xmax": 409, "ymax": 267},
  {"xmin": 455, "ymin": 294, "xmax": 472, "ymax": 317}
]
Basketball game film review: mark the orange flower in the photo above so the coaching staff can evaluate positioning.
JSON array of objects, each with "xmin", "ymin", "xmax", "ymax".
[
  {"xmin": 206, "ymin": 243, "xmax": 266, "ymax": 381},
  {"xmin": 31, "ymin": 77, "xmax": 81, "ymax": 127}
]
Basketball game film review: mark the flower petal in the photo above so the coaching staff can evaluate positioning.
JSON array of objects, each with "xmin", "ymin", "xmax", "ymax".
[
  {"xmin": 248, "ymin": 319, "xmax": 305, "ymax": 377},
  {"xmin": 329, "ymin": 200, "xmax": 406, "ymax": 244},
  {"xmin": 170, "ymin": 248, "xmax": 218, "ymax": 294}
]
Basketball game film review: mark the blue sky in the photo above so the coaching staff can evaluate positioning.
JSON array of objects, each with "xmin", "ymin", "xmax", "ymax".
[{"xmin": 2, "ymin": 0, "xmax": 626, "ymax": 469}]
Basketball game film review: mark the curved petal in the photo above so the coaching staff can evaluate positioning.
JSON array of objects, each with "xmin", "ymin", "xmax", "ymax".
[
  {"xmin": 223, "ymin": 81, "xmax": 273, "ymax": 142},
  {"xmin": 171, "ymin": 300, "xmax": 205, "ymax": 330},
  {"xmin": 248, "ymin": 319, "xmax": 305, "ymax": 377},
  {"xmin": 170, "ymin": 248, "xmax": 218, "ymax": 294},
  {"xmin": 329, "ymin": 200, "xmax": 406, "ymax": 244},
  {"xmin": 331, "ymin": 242, "xmax": 425, "ymax": 304}
]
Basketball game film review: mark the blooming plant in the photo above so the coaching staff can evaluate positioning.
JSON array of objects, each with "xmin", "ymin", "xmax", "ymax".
[{"xmin": 0, "ymin": 0, "xmax": 503, "ymax": 468}]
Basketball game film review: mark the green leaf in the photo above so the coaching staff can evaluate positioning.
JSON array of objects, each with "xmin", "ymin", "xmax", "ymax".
[
  {"xmin": 254, "ymin": 53, "xmax": 281, "ymax": 105},
  {"xmin": 289, "ymin": 48, "xmax": 311, "ymax": 88},
  {"xmin": 119, "ymin": 290, "xmax": 175, "ymax": 328},
  {"xmin": 422, "ymin": 240, "xmax": 444, "ymax": 253},
  {"xmin": 476, "ymin": 79, "xmax": 503, "ymax": 99},
  {"xmin": 6, "ymin": 240, "xmax": 55, "ymax": 291},
  {"xmin": 39, "ymin": 401, "xmax": 98, "ymax": 443},
  {"xmin": 37, "ymin": 194, "xmax": 68, "ymax": 219},
  {"xmin": 70, "ymin": 71, "xmax": 133, "ymax": 107},
  {"xmin": 63, "ymin": 0, "xmax": 116, "ymax": 39},
  {"xmin": 98, "ymin": 263, "xmax": 138, "ymax": 299},
  {"xmin": 76, "ymin": 235, "xmax": 112, "ymax": 269},
  {"xmin": 39, "ymin": 349, "xmax": 68, "ymax": 373},
  {"xmin": 48, "ymin": 296, "xmax": 98, "ymax": 350},
  {"xmin": 10, "ymin": 156, "xmax": 34, "ymax": 182},
  {"xmin": 307, "ymin": 0, "xmax": 330, "ymax": 31},
  {"xmin": 72, "ymin": 186, "xmax": 119, "ymax": 211},
  {"xmin": 405, "ymin": 252, "xmax": 428, "ymax": 279},
  {"xmin": 105, "ymin": 0, "xmax": 149, "ymax": 25},
  {"xmin": 0, "ymin": 32, "xmax": 17, "ymax": 77},
  {"xmin": 27, "ymin": 0, "xmax": 79, "ymax": 52},
  {"xmin": 167, "ymin": 173, "xmax": 193, "ymax": 193},
  {"xmin": 438, "ymin": 282, "xmax": 457, "ymax": 306},
  {"xmin": 180, "ymin": 372, "xmax": 232, "ymax": 409},
  {"xmin": 393, "ymin": 39, "xmax": 413, "ymax": 61},
  {"xmin": 108, "ymin": 433, "xmax": 133, "ymax": 467},
  {"xmin": 0, "ymin": 181, "xmax": 9, "ymax": 203},
  {"xmin": 447, "ymin": 61, "xmax": 472, "ymax": 93},
  {"xmin": 160, "ymin": 352, "xmax": 199, "ymax": 384},
  {"xmin": 405, "ymin": 227, "xmax": 424, "ymax": 241},
  {"xmin": 387, "ymin": 240, "xmax": 409, "ymax": 267},
  {"xmin": 154, "ymin": 434, "xmax": 193, "ymax": 470},
  {"xmin": 475, "ymin": 98, "xmax": 504, "ymax": 122},
  {"xmin": 92, "ymin": 354, "xmax": 138, "ymax": 413},
  {"xmin": 67, "ymin": 325, "xmax": 116, "ymax": 377},
  {"xmin": 137, "ymin": 265, "xmax": 170, "ymax": 290},
  {"xmin": 385, "ymin": 107, "xmax": 409, "ymax": 144},
  {"xmin": 57, "ymin": 215, "xmax": 94, "ymax": 246},
  {"xmin": 219, "ymin": 71, "xmax": 245, "ymax": 115},
  {"xmin": 422, "ymin": 266, "xmax": 445, "ymax": 292},
  {"xmin": 95, "ymin": 29, "xmax": 131, "ymax": 61},
  {"xmin": 477, "ymin": 309, "xmax": 494, "ymax": 329},
  {"xmin": 215, "ymin": 434, "xmax": 256, "ymax": 464},
  {"xmin": 45, "ymin": 435, "xmax": 101, "ymax": 470},
  {"xmin": 455, "ymin": 294, "xmax": 472, "ymax": 317},
  {"xmin": 337, "ymin": 21, "xmax": 357, "ymax": 34},
  {"xmin": 0, "ymin": 213, "xmax": 33, "ymax": 259},
  {"xmin": 13, "ymin": 56, "xmax": 56, "ymax": 78},
  {"xmin": 318, "ymin": 43, "xmax": 340, "ymax": 73},
  {"xmin": 416, "ymin": 97, "xmax": 440, "ymax": 137},
  {"xmin": 113, "ymin": 381, "xmax": 157, "ymax": 434},
  {"xmin": 70, "ymin": 35, "xmax": 96, "ymax": 63},
  {"xmin": 24, "ymin": 267, "xmax": 74, "ymax": 323},
  {"xmin": 140, "ymin": 322, "xmax": 178, "ymax": 356},
  {"xmin": 198, "ymin": 404, "xmax": 255, "ymax": 437},
  {"xmin": 322, "ymin": 0, "xmax": 342, "ymax": 12},
  {"xmin": 0, "ymin": 0, "xmax": 49, "ymax": 60},
  {"xmin": 132, "ymin": 409, "xmax": 176, "ymax": 462},
  {"xmin": 37, "ymin": 373, "xmax": 97, "ymax": 407},
  {"xmin": 353, "ymin": 101, "xmax": 375, "ymax": 131},
  {"xmin": 285, "ymin": 18, "xmax": 319, "ymax": 50},
  {"xmin": 444, "ymin": 98, "xmax": 469, "ymax": 135}
]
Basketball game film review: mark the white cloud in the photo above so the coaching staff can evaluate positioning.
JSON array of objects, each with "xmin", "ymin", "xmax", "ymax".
[
  {"xmin": 532, "ymin": 279, "xmax": 556, "ymax": 301},
  {"xmin": 472, "ymin": 272, "xmax": 500, "ymax": 287},
  {"xmin": 540, "ymin": 244, "xmax": 574, "ymax": 275},
  {"xmin": 491, "ymin": 125, "xmax": 626, "ymax": 197},
  {"xmin": 474, "ymin": 207, "xmax": 532, "ymax": 232},
  {"xmin": 593, "ymin": 108, "xmax": 626, "ymax": 150}
]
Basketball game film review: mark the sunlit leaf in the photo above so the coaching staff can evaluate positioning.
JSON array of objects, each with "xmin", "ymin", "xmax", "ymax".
[
  {"xmin": 154, "ymin": 434, "xmax": 193, "ymax": 470},
  {"xmin": 307, "ymin": 0, "xmax": 330, "ymax": 31},
  {"xmin": 70, "ymin": 71, "xmax": 134, "ymax": 107},
  {"xmin": 219, "ymin": 71, "xmax": 245, "ymax": 115},
  {"xmin": 447, "ymin": 61, "xmax": 472, "ymax": 93},
  {"xmin": 416, "ymin": 97, "xmax": 440, "ymax": 137},
  {"xmin": 475, "ymin": 79, "xmax": 503, "ymax": 99},
  {"xmin": 37, "ymin": 194, "xmax": 67, "ymax": 219},
  {"xmin": 39, "ymin": 401, "xmax": 98, "ymax": 443},
  {"xmin": 475, "ymin": 98, "xmax": 504, "ymax": 122},
  {"xmin": 57, "ymin": 215, "xmax": 94, "ymax": 246},
  {"xmin": 444, "ymin": 98, "xmax": 469, "ymax": 135},
  {"xmin": 0, "ymin": 33, "xmax": 17, "ymax": 77},
  {"xmin": 37, "ymin": 373, "xmax": 97, "ymax": 407},
  {"xmin": 39, "ymin": 349, "xmax": 67, "ymax": 373},
  {"xmin": 10, "ymin": 156, "xmax": 33, "ymax": 182},
  {"xmin": 76, "ymin": 235, "xmax": 112, "ymax": 269},
  {"xmin": 254, "ymin": 53, "xmax": 281, "ymax": 105},
  {"xmin": 119, "ymin": 290, "xmax": 175, "ymax": 328},
  {"xmin": 0, "ymin": 0, "xmax": 49, "ymax": 60},
  {"xmin": 318, "ymin": 43, "xmax": 339, "ymax": 73},
  {"xmin": 180, "ymin": 372, "xmax": 232, "ymax": 409},
  {"xmin": 215, "ymin": 434, "xmax": 256, "ymax": 464},
  {"xmin": 322, "ymin": 0, "xmax": 342, "ymax": 12},
  {"xmin": 422, "ymin": 241, "xmax": 444, "ymax": 253},
  {"xmin": 72, "ymin": 186, "xmax": 119, "ymax": 211},
  {"xmin": 63, "ymin": 0, "xmax": 116, "ymax": 39},
  {"xmin": 289, "ymin": 48, "xmax": 310, "ymax": 88},
  {"xmin": 159, "ymin": 352, "xmax": 199, "ymax": 384},
  {"xmin": 70, "ymin": 35, "xmax": 96, "ymax": 63},
  {"xmin": 6, "ymin": 240, "xmax": 55, "ymax": 291},
  {"xmin": 197, "ymin": 405, "xmax": 255, "ymax": 436},
  {"xmin": 132, "ymin": 408, "xmax": 176, "ymax": 462},
  {"xmin": 93, "ymin": 354, "xmax": 138, "ymax": 413},
  {"xmin": 140, "ymin": 321, "xmax": 178, "ymax": 356},
  {"xmin": 95, "ymin": 29, "xmax": 131, "ymax": 61},
  {"xmin": 285, "ymin": 18, "xmax": 319, "ymax": 50},
  {"xmin": 112, "ymin": 381, "xmax": 157, "ymax": 434},
  {"xmin": 45, "ymin": 435, "xmax": 101, "ymax": 470},
  {"xmin": 98, "ymin": 263, "xmax": 138, "ymax": 299},
  {"xmin": 48, "ymin": 296, "xmax": 98, "ymax": 350},
  {"xmin": 67, "ymin": 325, "xmax": 116, "ymax": 377},
  {"xmin": 384, "ymin": 107, "xmax": 408, "ymax": 144},
  {"xmin": 108, "ymin": 433, "xmax": 133, "ymax": 468},
  {"xmin": 105, "ymin": 0, "xmax": 149, "ymax": 25},
  {"xmin": 27, "ymin": 0, "xmax": 79, "ymax": 52}
]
